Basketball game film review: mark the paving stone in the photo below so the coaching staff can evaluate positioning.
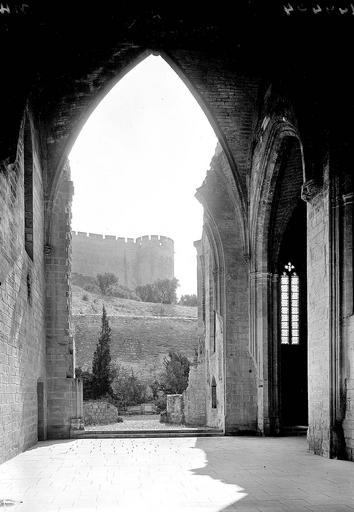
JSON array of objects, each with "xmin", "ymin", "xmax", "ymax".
[{"xmin": 0, "ymin": 436, "xmax": 353, "ymax": 511}]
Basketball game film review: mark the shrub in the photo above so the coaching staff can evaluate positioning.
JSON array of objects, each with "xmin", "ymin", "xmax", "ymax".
[
  {"xmin": 82, "ymin": 293, "xmax": 89, "ymax": 301},
  {"xmin": 110, "ymin": 364, "xmax": 148, "ymax": 409},
  {"xmin": 154, "ymin": 394, "xmax": 167, "ymax": 413},
  {"xmin": 160, "ymin": 351, "xmax": 190, "ymax": 394}
]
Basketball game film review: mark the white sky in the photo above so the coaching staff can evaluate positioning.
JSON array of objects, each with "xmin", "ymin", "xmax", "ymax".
[{"xmin": 69, "ymin": 55, "xmax": 218, "ymax": 296}]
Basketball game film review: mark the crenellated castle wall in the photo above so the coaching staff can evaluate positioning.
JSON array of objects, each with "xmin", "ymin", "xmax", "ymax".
[{"xmin": 71, "ymin": 232, "xmax": 174, "ymax": 289}]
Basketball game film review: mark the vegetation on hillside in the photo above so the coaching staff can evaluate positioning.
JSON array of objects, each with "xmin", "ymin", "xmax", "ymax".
[
  {"xmin": 74, "ymin": 276, "xmax": 193, "ymax": 412},
  {"xmin": 179, "ymin": 294, "xmax": 198, "ymax": 307},
  {"xmin": 135, "ymin": 278, "xmax": 179, "ymax": 304},
  {"xmin": 77, "ymin": 321, "xmax": 191, "ymax": 410},
  {"xmin": 72, "ymin": 272, "xmax": 140, "ymax": 300}
]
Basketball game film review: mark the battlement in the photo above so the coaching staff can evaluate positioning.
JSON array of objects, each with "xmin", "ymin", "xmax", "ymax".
[
  {"xmin": 72, "ymin": 231, "xmax": 174, "ymax": 247},
  {"xmin": 136, "ymin": 234, "xmax": 174, "ymax": 248},
  {"xmin": 71, "ymin": 231, "xmax": 174, "ymax": 289}
]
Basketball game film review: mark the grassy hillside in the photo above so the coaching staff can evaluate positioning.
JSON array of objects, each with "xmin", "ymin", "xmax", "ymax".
[
  {"xmin": 72, "ymin": 284, "xmax": 198, "ymax": 380},
  {"xmin": 72, "ymin": 284, "xmax": 197, "ymax": 318}
]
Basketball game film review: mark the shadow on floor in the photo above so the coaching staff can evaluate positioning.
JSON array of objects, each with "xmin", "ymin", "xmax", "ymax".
[{"xmin": 188, "ymin": 436, "xmax": 354, "ymax": 511}]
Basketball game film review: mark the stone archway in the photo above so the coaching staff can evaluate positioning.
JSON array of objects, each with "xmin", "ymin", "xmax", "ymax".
[
  {"xmin": 44, "ymin": 53, "xmax": 250, "ymax": 439},
  {"xmin": 250, "ymin": 119, "xmax": 306, "ymax": 435}
]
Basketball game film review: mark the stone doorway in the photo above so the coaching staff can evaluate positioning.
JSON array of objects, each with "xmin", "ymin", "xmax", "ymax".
[{"xmin": 278, "ymin": 202, "xmax": 308, "ymax": 428}]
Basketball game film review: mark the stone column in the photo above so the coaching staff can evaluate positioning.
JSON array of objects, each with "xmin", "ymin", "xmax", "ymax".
[
  {"xmin": 45, "ymin": 161, "xmax": 83, "ymax": 439},
  {"xmin": 252, "ymin": 270, "xmax": 279, "ymax": 435},
  {"xmin": 342, "ymin": 193, "xmax": 354, "ymax": 318},
  {"xmin": 342, "ymin": 192, "xmax": 354, "ymax": 460},
  {"xmin": 304, "ymin": 176, "xmax": 341, "ymax": 458}
]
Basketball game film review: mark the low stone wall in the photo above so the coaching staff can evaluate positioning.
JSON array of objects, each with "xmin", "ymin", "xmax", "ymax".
[
  {"xmin": 83, "ymin": 400, "xmax": 119, "ymax": 425},
  {"xmin": 183, "ymin": 361, "xmax": 206, "ymax": 426},
  {"xmin": 125, "ymin": 403, "xmax": 157, "ymax": 415},
  {"xmin": 165, "ymin": 394, "xmax": 184, "ymax": 424}
]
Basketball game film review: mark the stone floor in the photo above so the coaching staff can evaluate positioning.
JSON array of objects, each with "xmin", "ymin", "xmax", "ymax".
[
  {"xmin": 0, "ymin": 436, "xmax": 354, "ymax": 511},
  {"xmin": 85, "ymin": 414, "xmax": 214, "ymax": 431}
]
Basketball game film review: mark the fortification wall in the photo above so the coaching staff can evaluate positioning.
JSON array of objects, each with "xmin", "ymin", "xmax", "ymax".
[
  {"xmin": 73, "ymin": 314, "xmax": 197, "ymax": 382},
  {"xmin": 72, "ymin": 232, "xmax": 174, "ymax": 290}
]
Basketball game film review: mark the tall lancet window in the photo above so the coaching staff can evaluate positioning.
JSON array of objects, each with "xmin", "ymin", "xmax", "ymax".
[{"xmin": 280, "ymin": 262, "xmax": 299, "ymax": 345}]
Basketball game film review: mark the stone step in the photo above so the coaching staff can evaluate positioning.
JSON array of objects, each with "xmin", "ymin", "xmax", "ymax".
[{"xmin": 71, "ymin": 429, "xmax": 223, "ymax": 439}]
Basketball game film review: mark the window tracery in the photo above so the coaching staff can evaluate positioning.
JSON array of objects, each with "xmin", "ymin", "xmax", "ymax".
[{"xmin": 281, "ymin": 262, "xmax": 299, "ymax": 345}]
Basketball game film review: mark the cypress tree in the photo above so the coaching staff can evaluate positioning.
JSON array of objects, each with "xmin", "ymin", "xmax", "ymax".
[{"xmin": 92, "ymin": 305, "xmax": 112, "ymax": 398}]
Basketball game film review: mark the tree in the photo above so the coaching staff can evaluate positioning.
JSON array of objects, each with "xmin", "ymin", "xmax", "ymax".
[
  {"xmin": 136, "ymin": 278, "xmax": 179, "ymax": 304},
  {"xmin": 92, "ymin": 305, "xmax": 112, "ymax": 398},
  {"xmin": 179, "ymin": 294, "xmax": 198, "ymax": 307},
  {"xmin": 160, "ymin": 351, "xmax": 190, "ymax": 394},
  {"xmin": 156, "ymin": 278, "xmax": 179, "ymax": 304},
  {"xmin": 96, "ymin": 272, "xmax": 119, "ymax": 295},
  {"xmin": 135, "ymin": 282, "xmax": 155, "ymax": 303}
]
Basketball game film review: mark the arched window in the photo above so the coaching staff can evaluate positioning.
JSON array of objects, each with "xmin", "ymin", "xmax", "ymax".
[
  {"xmin": 211, "ymin": 377, "xmax": 217, "ymax": 408},
  {"xmin": 280, "ymin": 262, "xmax": 299, "ymax": 345}
]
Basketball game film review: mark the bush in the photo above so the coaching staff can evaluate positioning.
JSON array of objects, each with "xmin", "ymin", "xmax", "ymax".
[
  {"xmin": 154, "ymin": 394, "xmax": 167, "ymax": 413},
  {"xmin": 82, "ymin": 293, "xmax": 89, "ymax": 301},
  {"xmin": 160, "ymin": 351, "xmax": 190, "ymax": 394},
  {"xmin": 110, "ymin": 364, "xmax": 148, "ymax": 409}
]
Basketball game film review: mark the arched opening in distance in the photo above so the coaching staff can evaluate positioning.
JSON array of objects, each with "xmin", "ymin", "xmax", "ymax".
[
  {"xmin": 278, "ymin": 202, "xmax": 308, "ymax": 427},
  {"xmin": 68, "ymin": 54, "xmax": 218, "ymax": 431},
  {"xmin": 268, "ymin": 136, "xmax": 308, "ymax": 432}
]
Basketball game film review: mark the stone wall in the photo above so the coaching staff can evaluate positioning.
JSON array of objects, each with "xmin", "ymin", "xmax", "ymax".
[
  {"xmin": 195, "ymin": 151, "xmax": 257, "ymax": 435},
  {"xmin": 45, "ymin": 162, "xmax": 82, "ymax": 441},
  {"xmin": 165, "ymin": 395, "xmax": 184, "ymax": 424},
  {"xmin": 0, "ymin": 115, "xmax": 46, "ymax": 463},
  {"xmin": 74, "ymin": 314, "xmax": 197, "ymax": 381},
  {"xmin": 183, "ymin": 361, "xmax": 206, "ymax": 426},
  {"xmin": 71, "ymin": 232, "xmax": 174, "ymax": 289},
  {"xmin": 83, "ymin": 400, "xmax": 119, "ymax": 425},
  {"xmin": 202, "ymin": 233, "xmax": 225, "ymax": 430}
]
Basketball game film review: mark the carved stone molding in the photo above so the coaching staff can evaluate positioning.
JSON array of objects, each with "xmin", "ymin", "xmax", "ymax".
[{"xmin": 301, "ymin": 179, "xmax": 322, "ymax": 202}]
